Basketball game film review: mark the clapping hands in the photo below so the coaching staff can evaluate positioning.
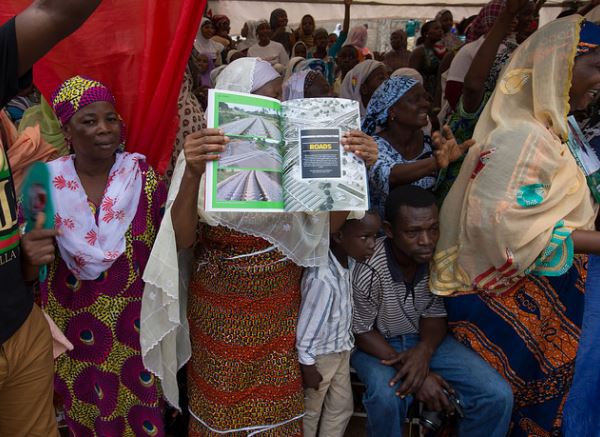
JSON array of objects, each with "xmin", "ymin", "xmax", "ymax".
[{"xmin": 432, "ymin": 126, "xmax": 475, "ymax": 170}]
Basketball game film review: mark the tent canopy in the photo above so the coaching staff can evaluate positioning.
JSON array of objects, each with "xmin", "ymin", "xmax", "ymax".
[
  {"xmin": 208, "ymin": 0, "xmax": 562, "ymax": 51},
  {"xmin": 208, "ymin": 0, "xmax": 565, "ymax": 48}
]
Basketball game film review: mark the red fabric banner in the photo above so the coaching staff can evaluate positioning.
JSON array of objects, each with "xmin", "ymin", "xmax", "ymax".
[{"xmin": 1, "ymin": 1, "xmax": 205, "ymax": 173}]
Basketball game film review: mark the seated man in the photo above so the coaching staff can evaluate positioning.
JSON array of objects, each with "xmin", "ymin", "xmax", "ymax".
[{"xmin": 350, "ymin": 185, "xmax": 513, "ymax": 436}]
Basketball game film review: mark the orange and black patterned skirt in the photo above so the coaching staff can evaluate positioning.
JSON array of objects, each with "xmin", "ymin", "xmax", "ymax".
[
  {"xmin": 187, "ymin": 225, "xmax": 304, "ymax": 437},
  {"xmin": 446, "ymin": 255, "xmax": 588, "ymax": 437}
]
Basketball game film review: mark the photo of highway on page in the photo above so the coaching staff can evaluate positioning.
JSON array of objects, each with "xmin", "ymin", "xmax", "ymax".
[
  {"xmin": 205, "ymin": 89, "xmax": 285, "ymax": 212},
  {"xmin": 204, "ymin": 89, "xmax": 369, "ymax": 213}
]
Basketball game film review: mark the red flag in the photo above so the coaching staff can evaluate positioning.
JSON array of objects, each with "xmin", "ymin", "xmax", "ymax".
[{"xmin": 1, "ymin": 0, "xmax": 205, "ymax": 173}]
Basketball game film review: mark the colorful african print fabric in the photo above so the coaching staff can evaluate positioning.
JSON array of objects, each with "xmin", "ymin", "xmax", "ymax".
[
  {"xmin": 51, "ymin": 76, "xmax": 116, "ymax": 127},
  {"xmin": 445, "ymin": 255, "xmax": 587, "ymax": 436},
  {"xmin": 47, "ymin": 153, "xmax": 144, "ymax": 280},
  {"xmin": 40, "ymin": 160, "xmax": 167, "ymax": 436},
  {"xmin": 187, "ymin": 226, "xmax": 303, "ymax": 436}
]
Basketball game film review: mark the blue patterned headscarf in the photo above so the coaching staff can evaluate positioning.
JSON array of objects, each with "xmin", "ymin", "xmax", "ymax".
[
  {"xmin": 361, "ymin": 76, "xmax": 418, "ymax": 136},
  {"xmin": 296, "ymin": 59, "xmax": 327, "ymax": 75}
]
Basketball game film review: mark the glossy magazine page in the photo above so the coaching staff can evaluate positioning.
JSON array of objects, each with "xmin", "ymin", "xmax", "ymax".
[
  {"xmin": 281, "ymin": 98, "xmax": 369, "ymax": 212},
  {"xmin": 205, "ymin": 89, "xmax": 285, "ymax": 212},
  {"xmin": 205, "ymin": 90, "xmax": 369, "ymax": 212}
]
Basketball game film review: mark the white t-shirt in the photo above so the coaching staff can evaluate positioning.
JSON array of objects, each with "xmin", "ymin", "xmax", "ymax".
[
  {"xmin": 446, "ymin": 36, "xmax": 513, "ymax": 84},
  {"xmin": 248, "ymin": 41, "xmax": 290, "ymax": 66},
  {"xmin": 446, "ymin": 37, "xmax": 485, "ymax": 83}
]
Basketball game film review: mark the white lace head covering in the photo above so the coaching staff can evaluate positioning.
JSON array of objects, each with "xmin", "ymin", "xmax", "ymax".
[
  {"xmin": 291, "ymin": 41, "xmax": 308, "ymax": 58},
  {"xmin": 392, "ymin": 67, "xmax": 424, "ymax": 84},
  {"xmin": 340, "ymin": 60, "xmax": 385, "ymax": 118},
  {"xmin": 194, "ymin": 17, "xmax": 224, "ymax": 61},
  {"xmin": 141, "ymin": 57, "xmax": 329, "ymax": 410},
  {"xmin": 237, "ymin": 20, "xmax": 260, "ymax": 52},
  {"xmin": 285, "ymin": 56, "xmax": 305, "ymax": 81},
  {"xmin": 225, "ymin": 49, "xmax": 240, "ymax": 64},
  {"xmin": 209, "ymin": 65, "xmax": 227, "ymax": 87},
  {"xmin": 282, "ymin": 70, "xmax": 310, "ymax": 101},
  {"xmin": 216, "ymin": 57, "xmax": 280, "ymax": 93}
]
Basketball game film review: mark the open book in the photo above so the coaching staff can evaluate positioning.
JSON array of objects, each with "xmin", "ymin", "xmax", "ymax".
[{"xmin": 204, "ymin": 89, "xmax": 369, "ymax": 212}]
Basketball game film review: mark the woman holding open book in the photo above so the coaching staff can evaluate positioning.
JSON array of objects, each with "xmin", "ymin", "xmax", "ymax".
[{"xmin": 141, "ymin": 57, "xmax": 378, "ymax": 436}]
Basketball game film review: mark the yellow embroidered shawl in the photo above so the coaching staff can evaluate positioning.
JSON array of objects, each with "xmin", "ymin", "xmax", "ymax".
[{"xmin": 431, "ymin": 15, "xmax": 597, "ymax": 295}]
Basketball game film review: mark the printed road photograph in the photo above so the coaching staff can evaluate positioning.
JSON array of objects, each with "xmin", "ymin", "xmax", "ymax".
[
  {"xmin": 219, "ymin": 139, "xmax": 282, "ymax": 171},
  {"xmin": 216, "ymin": 168, "xmax": 283, "ymax": 202},
  {"xmin": 218, "ymin": 101, "xmax": 281, "ymax": 142}
]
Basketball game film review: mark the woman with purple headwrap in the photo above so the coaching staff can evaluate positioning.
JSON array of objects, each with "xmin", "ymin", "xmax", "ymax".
[{"xmin": 42, "ymin": 76, "xmax": 167, "ymax": 436}]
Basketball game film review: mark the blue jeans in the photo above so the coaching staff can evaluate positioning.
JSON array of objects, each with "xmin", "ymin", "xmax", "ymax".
[
  {"xmin": 351, "ymin": 334, "xmax": 513, "ymax": 437},
  {"xmin": 564, "ymin": 255, "xmax": 600, "ymax": 436}
]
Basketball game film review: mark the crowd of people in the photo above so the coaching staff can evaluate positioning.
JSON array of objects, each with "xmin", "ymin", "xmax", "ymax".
[{"xmin": 2, "ymin": 0, "xmax": 600, "ymax": 436}]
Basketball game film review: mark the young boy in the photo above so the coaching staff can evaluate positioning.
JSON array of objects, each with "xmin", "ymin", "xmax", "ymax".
[{"xmin": 296, "ymin": 211, "xmax": 381, "ymax": 437}]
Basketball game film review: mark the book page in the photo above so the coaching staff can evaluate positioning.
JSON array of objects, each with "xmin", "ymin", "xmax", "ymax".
[
  {"xmin": 280, "ymin": 98, "xmax": 369, "ymax": 212},
  {"xmin": 205, "ymin": 89, "xmax": 285, "ymax": 212}
]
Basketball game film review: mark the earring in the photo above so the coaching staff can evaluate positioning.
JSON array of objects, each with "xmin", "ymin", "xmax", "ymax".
[{"xmin": 65, "ymin": 137, "xmax": 73, "ymax": 153}]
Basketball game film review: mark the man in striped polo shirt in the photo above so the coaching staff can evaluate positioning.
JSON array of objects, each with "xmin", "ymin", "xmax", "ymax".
[{"xmin": 350, "ymin": 185, "xmax": 513, "ymax": 436}]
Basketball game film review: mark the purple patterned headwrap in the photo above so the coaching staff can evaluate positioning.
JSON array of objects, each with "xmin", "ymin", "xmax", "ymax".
[{"xmin": 51, "ymin": 76, "xmax": 116, "ymax": 126}]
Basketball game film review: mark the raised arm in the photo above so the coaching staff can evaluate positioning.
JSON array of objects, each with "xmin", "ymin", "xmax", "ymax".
[
  {"xmin": 462, "ymin": 0, "xmax": 526, "ymax": 113},
  {"xmin": 389, "ymin": 158, "xmax": 438, "ymax": 188},
  {"xmin": 342, "ymin": 0, "xmax": 352, "ymax": 35},
  {"xmin": 14, "ymin": 0, "xmax": 103, "ymax": 76},
  {"xmin": 172, "ymin": 129, "xmax": 228, "ymax": 250},
  {"xmin": 387, "ymin": 127, "xmax": 474, "ymax": 189},
  {"xmin": 572, "ymin": 229, "xmax": 600, "ymax": 256},
  {"xmin": 329, "ymin": 0, "xmax": 352, "ymax": 57}
]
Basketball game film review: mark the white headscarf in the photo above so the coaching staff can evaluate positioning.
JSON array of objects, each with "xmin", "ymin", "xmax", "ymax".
[
  {"xmin": 392, "ymin": 67, "xmax": 424, "ymax": 83},
  {"xmin": 194, "ymin": 17, "xmax": 224, "ymax": 61},
  {"xmin": 225, "ymin": 49, "xmax": 240, "ymax": 64},
  {"xmin": 291, "ymin": 41, "xmax": 308, "ymax": 58},
  {"xmin": 237, "ymin": 20, "xmax": 260, "ymax": 52},
  {"xmin": 344, "ymin": 25, "xmax": 368, "ymax": 49},
  {"xmin": 210, "ymin": 65, "xmax": 227, "ymax": 87},
  {"xmin": 216, "ymin": 57, "xmax": 280, "ymax": 93},
  {"xmin": 141, "ymin": 57, "xmax": 329, "ymax": 410},
  {"xmin": 586, "ymin": 5, "xmax": 600, "ymax": 23},
  {"xmin": 285, "ymin": 56, "xmax": 305, "ymax": 81},
  {"xmin": 283, "ymin": 70, "xmax": 310, "ymax": 101},
  {"xmin": 340, "ymin": 60, "xmax": 384, "ymax": 118}
]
